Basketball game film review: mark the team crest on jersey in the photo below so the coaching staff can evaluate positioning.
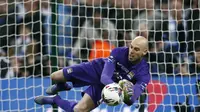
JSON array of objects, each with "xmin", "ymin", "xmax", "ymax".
[
  {"xmin": 108, "ymin": 56, "xmax": 115, "ymax": 63},
  {"xmin": 127, "ymin": 71, "xmax": 135, "ymax": 79},
  {"xmin": 67, "ymin": 68, "xmax": 73, "ymax": 74}
]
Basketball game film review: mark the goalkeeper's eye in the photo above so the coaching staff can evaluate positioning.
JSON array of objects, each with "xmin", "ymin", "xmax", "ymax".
[
  {"xmin": 134, "ymin": 47, "xmax": 140, "ymax": 52},
  {"xmin": 130, "ymin": 45, "xmax": 133, "ymax": 49}
]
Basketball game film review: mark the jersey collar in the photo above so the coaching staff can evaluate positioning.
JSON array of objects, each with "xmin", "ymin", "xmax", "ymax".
[{"xmin": 130, "ymin": 58, "xmax": 145, "ymax": 69}]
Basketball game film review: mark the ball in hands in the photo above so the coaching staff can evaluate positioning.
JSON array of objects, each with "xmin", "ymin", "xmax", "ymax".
[{"xmin": 118, "ymin": 79, "xmax": 134, "ymax": 103}]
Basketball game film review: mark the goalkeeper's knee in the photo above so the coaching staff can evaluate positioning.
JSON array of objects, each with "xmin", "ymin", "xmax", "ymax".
[{"xmin": 50, "ymin": 70, "xmax": 66, "ymax": 82}]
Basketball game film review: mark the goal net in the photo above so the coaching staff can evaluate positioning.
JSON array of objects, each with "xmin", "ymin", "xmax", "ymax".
[{"xmin": 0, "ymin": 0, "xmax": 200, "ymax": 111}]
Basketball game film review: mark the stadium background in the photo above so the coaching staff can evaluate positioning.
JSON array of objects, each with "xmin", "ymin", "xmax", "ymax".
[{"xmin": 0, "ymin": 0, "xmax": 200, "ymax": 112}]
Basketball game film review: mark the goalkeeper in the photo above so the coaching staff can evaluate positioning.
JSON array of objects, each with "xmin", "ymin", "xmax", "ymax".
[{"xmin": 34, "ymin": 36, "xmax": 150, "ymax": 112}]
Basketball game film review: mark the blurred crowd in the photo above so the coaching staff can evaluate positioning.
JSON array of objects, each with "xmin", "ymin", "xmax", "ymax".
[{"xmin": 0, "ymin": 0, "xmax": 200, "ymax": 78}]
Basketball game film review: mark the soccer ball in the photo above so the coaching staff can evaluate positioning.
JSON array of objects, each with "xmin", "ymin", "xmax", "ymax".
[{"xmin": 101, "ymin": 83, "xmax": 123, "ymax": 106}]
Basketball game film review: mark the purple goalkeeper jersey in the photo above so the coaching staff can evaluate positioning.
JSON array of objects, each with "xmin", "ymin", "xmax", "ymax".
[
  {"xmin": 91, "ymin": 47, "xmax": 150, "ymax": 85},
  {"xmin": 91, "ymin": 47, "xmax": 150, "ymax": 104}
]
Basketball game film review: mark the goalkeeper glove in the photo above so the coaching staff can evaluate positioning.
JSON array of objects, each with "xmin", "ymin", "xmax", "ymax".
[
  {"xmin": 124, "ymin": 82, "xmax": 134, "ymax": 96},
  {"xmin": 118, "ymin": 79, "xmax": 134, "ymax": 105},
  {"xmin": 119, "ymin": 79, "xmax": 134, "ymax": 95}
]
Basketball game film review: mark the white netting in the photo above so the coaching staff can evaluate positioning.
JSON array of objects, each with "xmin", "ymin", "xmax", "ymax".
[{"xmin": 0, "ymin": 0, "xmax": 200, "ymax": 112}]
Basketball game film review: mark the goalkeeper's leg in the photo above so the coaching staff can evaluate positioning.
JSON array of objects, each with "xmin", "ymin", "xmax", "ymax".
[
  {"xmin": 35, "ymin": 94, "xmax": 95, "ymax": 112},
  {"xmin": 47, "ymin": 62, "xmax": 99, "ymax": 95},
  {"xmin": 46, "ymin": 69, "xmax": 72, "ymax": 95},
  {"xmin": 46, "ymin": 65, "xmax": 87, "ymax": 95},
  {"xmin": 34, "ymin": 95, "xmax": 77, "ymax": 112}
]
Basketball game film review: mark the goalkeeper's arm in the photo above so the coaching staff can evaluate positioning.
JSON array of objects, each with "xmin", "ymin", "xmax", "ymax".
[
  {"xmin": 129, "ymin": 83, "xmax": 147, "ymax": 105},
  {"xmin": 100, "ymin": 56, "xmax": 116, "ymax": 85}
]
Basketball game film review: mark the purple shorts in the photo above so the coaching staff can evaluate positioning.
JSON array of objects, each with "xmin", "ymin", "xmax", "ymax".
[
  {"xmin": 63, "ymin": 62, "xmax": 104, "ymax": 106},
  {"xmin": 81, "ymin": 85, "xmax": 104, "ymax": 107},
  {"xmin": 63, "ymin": 62, "xmax": 102, "ymax": 86}
]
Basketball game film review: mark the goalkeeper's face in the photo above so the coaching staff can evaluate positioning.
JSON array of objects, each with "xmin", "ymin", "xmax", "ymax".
[
  {"xmin": 128, "ymin": 36, "xmax": 148, "ymax": 63},
  {"xmin": 128, "ymin": 44, "xmax": 143, "ymax": 62}
]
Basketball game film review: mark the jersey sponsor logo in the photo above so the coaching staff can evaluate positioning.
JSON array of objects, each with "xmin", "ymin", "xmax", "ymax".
[
  {"xmin": 67, "ymin": 68, "xmax": 73, "ymax": 74},
  {"xmin": 114, "ymin": 61, "xmax": 135, "ymax": 81},
  {"xmin": 116, "ymin": 62, "xmax": 129, "ymax": 73}
]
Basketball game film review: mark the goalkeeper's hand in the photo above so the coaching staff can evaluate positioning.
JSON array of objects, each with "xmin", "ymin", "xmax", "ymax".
[
  {"xmin": 118, "ymin": 79, "xmax": 134, "ymax": 105},
  {"xmin": 119, "ymin": 79, "xmax": 134, "ymax": 95}
]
